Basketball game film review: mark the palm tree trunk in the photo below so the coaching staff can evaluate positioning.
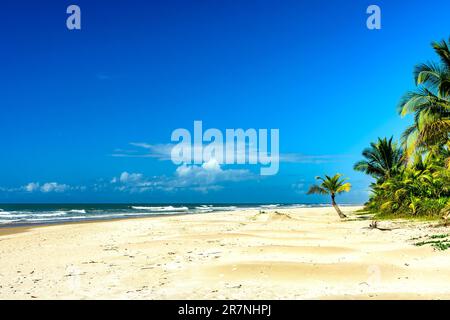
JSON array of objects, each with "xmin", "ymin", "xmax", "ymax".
[{"xmin": 331, "ymin": 194, "xmax": 347, "ymax": 218}]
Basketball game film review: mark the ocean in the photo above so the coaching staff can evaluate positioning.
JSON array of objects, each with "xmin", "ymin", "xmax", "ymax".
[{"xmin": 0, "ymin": 203, "xmax": 344, "ymax": 227}]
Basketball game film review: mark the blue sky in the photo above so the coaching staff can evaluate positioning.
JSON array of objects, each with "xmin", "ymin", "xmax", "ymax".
[{"xmin": 1, "ymin": 0, "xmax": 449, "ymax": 203}]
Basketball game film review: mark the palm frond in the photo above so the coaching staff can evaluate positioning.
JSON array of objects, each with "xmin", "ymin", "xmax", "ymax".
[{"xmin": 307, "ymin": 185, "xmax": 328, "ymax": 195}]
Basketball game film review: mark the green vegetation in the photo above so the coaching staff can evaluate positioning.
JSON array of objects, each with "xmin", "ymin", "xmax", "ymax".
[
  {"xmin": 355, "ymin": 37, "xmax": 450, "ymax": 220},
  {"xmin": 307, "ymin": 174, "xmax": 351, "ymax": 218},
  {"xmin": 429, "ymin": 234, "xmax": 449, "ymax": 239},
  {"xmin": 414, "ymin": 237, "xmax": 450, "ymax": 251}
]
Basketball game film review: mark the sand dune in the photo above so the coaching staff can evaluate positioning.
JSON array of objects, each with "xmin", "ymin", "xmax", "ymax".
[{"xmin": 1, "ymin": 206, "xmax": 450, "ymax": 299}]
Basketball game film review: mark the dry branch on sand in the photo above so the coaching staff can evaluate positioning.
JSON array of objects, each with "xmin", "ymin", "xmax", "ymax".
[{"xmin": 367, "ymin": 220, "xmax": 400, "ymax": 231}]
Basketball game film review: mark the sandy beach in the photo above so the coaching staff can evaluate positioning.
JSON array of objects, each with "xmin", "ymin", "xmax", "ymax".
[{"xmin": 1, "ymin": 206, "xmax": 450, "ymax": 300}]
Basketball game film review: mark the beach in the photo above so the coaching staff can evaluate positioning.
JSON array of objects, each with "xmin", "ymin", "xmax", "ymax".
[{"xmin": 1, "ymin": 206, "xmax": 450, "ymax": 300}]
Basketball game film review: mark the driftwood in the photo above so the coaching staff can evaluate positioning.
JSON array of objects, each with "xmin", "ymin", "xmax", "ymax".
[{"xmin": 367, "ymin": 220, "xmax": 399, "ymax": 231}]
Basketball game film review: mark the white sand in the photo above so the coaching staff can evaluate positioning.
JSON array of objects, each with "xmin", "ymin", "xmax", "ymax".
[{"xmin": 1, "ymin": 206, "xmax": 450, "ymax": 299}]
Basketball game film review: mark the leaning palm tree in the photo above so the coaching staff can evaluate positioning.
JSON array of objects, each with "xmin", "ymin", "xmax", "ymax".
[
  {"xmin": 354, "ymin": 137, "xmax": 405, "ymax": 183},
  {"xmin": 399, "ymin": 38, "xmax": 450, "ymax": 157},
  {"xmin": 307, "ymin": 174, "xmax": 351, "ymax": 218}
]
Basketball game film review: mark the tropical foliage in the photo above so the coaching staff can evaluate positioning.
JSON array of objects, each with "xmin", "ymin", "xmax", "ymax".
[
  {"xmin": 353, "ymin": 137, "xmax": 405, "ymax": 183},
  {"xmin": 357, "ymin": 38, "xmax": 450, "ymax": 219},
  {"xmin": 307, "ymin": 174, "xmax": 351, "ymax": 218}
]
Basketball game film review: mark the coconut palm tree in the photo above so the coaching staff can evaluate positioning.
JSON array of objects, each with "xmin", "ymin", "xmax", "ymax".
[
  {"xmin": 353, "ymin": 137, "xmax": 405, "ymax": 183},
  {"xmin": 415, "ymin": 39, "xmax": 450, "ymax": 97},
  {"xmin": 358, "ymin": 38, "xmax": 450, "ymax": 219},
  {"xmin": 307, "ymin": 174, "xmax": 351, "ymax": 218},
  {"xmin": 399, "ymin": 38, "xmax": 450, "ymax": 157}
]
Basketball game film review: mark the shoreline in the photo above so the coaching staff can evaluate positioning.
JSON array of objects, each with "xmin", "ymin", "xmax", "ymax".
[
  {"xmin": 0, "ymin": 212, "xmax": 195, "ymax": 235},
  {"xmin": 0, "ymin": 203, "xmax": 364, "ymax": 231},
  {"xmin": 2, "ymin": 205, "xmax": 450, "ymax": 299}
]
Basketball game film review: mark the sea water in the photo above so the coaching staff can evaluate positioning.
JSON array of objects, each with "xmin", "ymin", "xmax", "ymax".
[{"xmin": 0, "ymin": 203, "xmax": 342, "ymax": 226}]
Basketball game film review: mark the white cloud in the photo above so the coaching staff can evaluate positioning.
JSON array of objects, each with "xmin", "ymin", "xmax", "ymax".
[
  {"xmin": 175, "ymin": 158, "xmax": 252, "ymax": 186},
  {"xmin": 1, "ymin": 159, "xmax": 255, "ymax": 195},
  {"xmin": 40, "ymin": 182, "xmax": 70, "ymax": 193},
  {"xmin": 111, "ymin": 143, "xmax": 173, "ymax": 161},
  {"xmin": 110, "ymin": 171, "xmax": 159, "ymax": 193},
  {"xmin": 111, "ymin": 159, "xmax": 255, "ymax": 194},
  {"xmin": 25, "ymin": 182, "xmax": 40, "ymax": 192},
  {"xmin": 22, "ymin": 182, "xmax": 79, "ymax": 193},
  {"xmin": 112, "ymin": 142, "xmax": 348, "ymax": 165},
  {"xmin": 191, "ymin": 185, "xmax": 223, "ymax": 194},
  {"xmin": 119, "ymin": 172, "xmax": 144, "ymax": 184}
]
